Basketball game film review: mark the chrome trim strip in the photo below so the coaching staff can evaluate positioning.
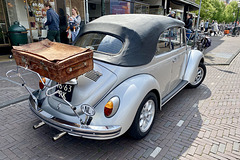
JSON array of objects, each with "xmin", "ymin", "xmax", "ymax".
[
  {"xmin": 162, "ymin": 80, "xmax": 188, "ymax": 106},
  {"xmin": 29, "ymin": 95, "xmax": 122, "ymax": 139}
]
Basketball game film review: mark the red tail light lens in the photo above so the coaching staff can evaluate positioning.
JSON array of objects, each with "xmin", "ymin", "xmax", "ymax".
[
  {"xmin": 104, "ymin": 101, "xmax": 113, "ymax": 117},
  {"xmin": 104, "ymin": 97, "xmax": 120, "ymax": 118}
]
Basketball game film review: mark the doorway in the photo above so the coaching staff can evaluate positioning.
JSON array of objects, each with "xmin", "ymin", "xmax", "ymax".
[{"xmin": 0, "ymin": 0, "xmax": 10, "ymax": 47}]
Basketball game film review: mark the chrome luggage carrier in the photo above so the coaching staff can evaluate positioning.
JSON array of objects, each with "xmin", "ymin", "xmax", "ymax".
[
  {"xmin": 6, "ymin": 66, "xmax": 121, "ymax": 140},
  {"xmin": 6, "ymin": 66, "xmax": 94, "ymax": 124}
]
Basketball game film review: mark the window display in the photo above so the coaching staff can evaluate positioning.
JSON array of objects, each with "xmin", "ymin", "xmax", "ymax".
[
  {"xmin": 26, "ymin": 0, "xmax": 55, "ymax": 40},
  {"xmin": 110, "ymin": 0, "xmax": 130, "ymax": 14}
]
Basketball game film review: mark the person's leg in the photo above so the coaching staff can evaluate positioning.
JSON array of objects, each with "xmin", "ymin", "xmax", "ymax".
[
  {"xmin": 71, "ymin": 31, "xmax": 76, "ymax": 42},
  {"xmin": 55, "ymin": 31, "xmax": 61, "ymax": 42},
  {"xmin": 47, "ymin": 30, "xmax": 55, "ymax": 41}
]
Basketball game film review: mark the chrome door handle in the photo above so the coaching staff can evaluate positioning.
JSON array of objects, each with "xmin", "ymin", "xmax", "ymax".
[{"xmin": 172, "ymin": 58, "xmax": 177, "ymax": 63}]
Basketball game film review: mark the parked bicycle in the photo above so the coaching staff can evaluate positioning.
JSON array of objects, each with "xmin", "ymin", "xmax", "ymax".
[{"xmin": 186, "ymin": 29, "xmax": 211, "ymax": 53}]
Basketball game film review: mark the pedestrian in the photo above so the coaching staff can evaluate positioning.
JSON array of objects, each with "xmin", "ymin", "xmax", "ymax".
[
  {"xmin": 44, "ymin": 2, "xmax": 60, "ymax": 42},
  {"xmin": 211, "ymin": 20, "xmax": 215, "ymax": 33},
  {"xmin": 185, "ymin": 14, "xmax": 193, "ymax": 30},
  {"xmin": 200, "ymin": 20, "xmax": 204, "ymax": 32},
  {"xmin": 204, "ymin": 20, "xmax": 209, "ymax": 32},
  {"xmin": 213, "ymin": 21, "xmax": 219, "ymax": 36},
  {"xmin": 67, "ymin": 7, "xmax": 81, "ymax": 42},
  {"xmin": 185, "ymin": 14, "xmax": 193, "ymax": 40},
  {"xmin": 168, "ymin": 11, "xmax": 175, "ymax": 18}
]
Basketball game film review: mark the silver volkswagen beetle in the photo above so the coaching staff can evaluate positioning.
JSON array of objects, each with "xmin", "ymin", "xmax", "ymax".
[{"xmin": 25, "ymin": 14, "xmax": 206, "ymax": 140}]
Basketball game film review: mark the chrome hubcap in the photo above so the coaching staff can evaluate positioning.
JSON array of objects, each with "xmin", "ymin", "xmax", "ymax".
[
  {"xmin": 191, "ymin": 67, "xmax": 204, "ymax": 85},
  {"xmin": 139, "ymin": 99, "xmax": 155, "ymax": 133}
]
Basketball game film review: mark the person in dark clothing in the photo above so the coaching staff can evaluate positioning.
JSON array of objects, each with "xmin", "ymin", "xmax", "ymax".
[
  {"xmin": 58, "ymin": 8, "xmax": 69, "ymax": 44},
  {"xmin": 185, "ymin": 14, "xmax": 193, "ymax": 40},
  {"xmin": 205, "ymin": 20, "xmax": 209, "ymax": 32},
  {"xmin": 185, "ymin": 14, "xmax": 193, "ymax": 30},
  {"xmin": 44, "ymin": 2, "xmax": 60, "ymax": 42},
  {"xmin": 168, "ymin": 11, "xmax": 175, "ymax": 18}
]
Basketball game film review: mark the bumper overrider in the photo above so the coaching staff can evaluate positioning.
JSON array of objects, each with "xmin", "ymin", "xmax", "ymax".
[{"xmin": 29, "ymin": 91, "xmax": 122, "ymax": 140}]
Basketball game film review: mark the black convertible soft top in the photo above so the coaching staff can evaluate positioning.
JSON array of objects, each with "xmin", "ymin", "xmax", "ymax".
[{"xmin": 79, "ymin": 14, "xmax": 185, "ymax": 67}]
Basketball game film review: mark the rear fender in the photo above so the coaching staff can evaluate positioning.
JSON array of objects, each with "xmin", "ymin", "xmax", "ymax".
[
  {"xmin": 184, "ymin": 50, "xmax": 204, "ymax": 83},
  {"xmin": 92, "ymin": 74, "xmax": 161, "ymax": 135}
]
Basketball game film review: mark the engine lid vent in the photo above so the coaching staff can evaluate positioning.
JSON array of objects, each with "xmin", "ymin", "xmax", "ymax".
[{"xmin": 84, "ymin": 70, "xmax": 102, "ymax": 82}]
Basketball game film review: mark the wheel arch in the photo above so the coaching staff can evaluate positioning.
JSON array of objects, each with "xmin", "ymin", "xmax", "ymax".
[
  {"xmin": 184, "ymin": 50, "xmax": 204, "ymax": 83},
  {"xmin": 150, "ymin": 89, "xmax": 161, "ymax": 111},
  {"xmin": 92, "ymin": 74, "xmax": 162, "ymax": 136}
]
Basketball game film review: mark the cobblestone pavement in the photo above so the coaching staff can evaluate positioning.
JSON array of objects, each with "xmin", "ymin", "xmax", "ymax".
[{"xmin": 0, "ymin": 51, "xmax": 240, "ymax": 159}]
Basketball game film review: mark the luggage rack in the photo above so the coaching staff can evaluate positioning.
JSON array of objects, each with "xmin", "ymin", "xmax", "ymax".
[{"xmin": 6, "ymin": 65, "xmax": 95, "ymax": 125}]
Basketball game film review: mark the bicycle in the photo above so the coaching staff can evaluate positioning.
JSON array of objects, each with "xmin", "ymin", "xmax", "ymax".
[{"xmin": 186, "ymin": 29, "xmax": 210, "ymax": 53}]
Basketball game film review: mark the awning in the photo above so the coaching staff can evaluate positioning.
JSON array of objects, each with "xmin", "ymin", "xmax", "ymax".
[{"xmin": 171, "ymin": 0, "xmax": 199, "ymax": 10}]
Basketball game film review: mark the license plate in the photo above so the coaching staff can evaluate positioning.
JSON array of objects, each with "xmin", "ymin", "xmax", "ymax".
[{"xmin": 55, "ymin": 84, "xmax": 74, "ymax": 102}]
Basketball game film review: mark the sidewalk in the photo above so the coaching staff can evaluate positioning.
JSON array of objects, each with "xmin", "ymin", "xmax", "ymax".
[
  {"xmin": 0, "ymin": 39, "xmax": 240, "ymax": 159},
  {"xmin": 204, "ymin": 36, "xmax": 240, "ymax": 65},
  {"xmin": 0, "ymin": 60, "xmax": 38, "ymax": 109},
  {"xmin": 0, "ymin": 55, "xmax": 13, "ymax": 62}
]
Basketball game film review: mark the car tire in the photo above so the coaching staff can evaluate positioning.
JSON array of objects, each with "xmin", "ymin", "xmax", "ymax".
[
  {"xmin": 188, "ymin": 63, "xmax": 206, "ymax": 88},
  {"xmin": 128, "ymin": 92, "xmax": 157, "ymax": 139}
]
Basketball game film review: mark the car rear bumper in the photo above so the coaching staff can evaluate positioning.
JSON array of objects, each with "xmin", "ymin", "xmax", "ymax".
[{"xmin": 29, "ymin": 91, "xmax": 122, "ymax": 140}]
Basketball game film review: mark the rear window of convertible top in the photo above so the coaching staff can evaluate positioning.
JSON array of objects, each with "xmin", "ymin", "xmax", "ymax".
[{"xmin": 74, "ymin": 33, "xmax": 123, "ymax": 55}]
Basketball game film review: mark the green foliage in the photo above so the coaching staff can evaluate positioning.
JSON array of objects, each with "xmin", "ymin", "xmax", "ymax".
[
  {"xmin": 195, "ymin": 0, "xmax": 240, "ymax": 23},
  {"xmin": 224, "ymin": 1, "xmax": 238, "ymax": 23}
]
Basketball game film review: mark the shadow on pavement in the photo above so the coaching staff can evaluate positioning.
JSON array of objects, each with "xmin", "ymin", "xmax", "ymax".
[
  {"xmin": 2, "ymin": 84, "xmax": 210, "ymax": 159},
  {"xmin": 209, "ymin": 65, "xmax": 237, "ymax": 74},
  {"xmin": 0, "ymin": 60, "xmax": 212, "ymax": 159}
]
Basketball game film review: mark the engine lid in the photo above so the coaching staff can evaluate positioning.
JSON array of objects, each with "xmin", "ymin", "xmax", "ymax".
[{"xmin": 48, "ymin": 62, "xmax": 117, "ymax": 114}]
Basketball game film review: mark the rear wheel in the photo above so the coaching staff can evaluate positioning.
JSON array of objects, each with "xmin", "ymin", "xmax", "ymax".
[
  {"xmin": 188, "ymin": 63, "xmax": 206, "ymax": 88},
  {"xmin": 128, "ymin": 92, "xmax": 157, "ymax": 139}
]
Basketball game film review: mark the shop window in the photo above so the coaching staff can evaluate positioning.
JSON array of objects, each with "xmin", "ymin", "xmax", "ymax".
[
  {"xmin": 134, "ymin": 2, "xmax": 149, "ymax": 14},
  {"xmin": 27, "ymin": 0, "xmax": 52, "ymax": 30},
  {"xmin": 0, "ymin": 0, "xmax": 9, "ymax": 45},
  {"xmin": 110, "ymin": 1, "xmax": 130, "ymax": 14}
]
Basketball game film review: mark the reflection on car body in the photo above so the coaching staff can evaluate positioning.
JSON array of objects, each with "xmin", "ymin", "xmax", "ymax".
[{"xmin": 25, "ymin": 14, "xmax": 206, "ymax": 140}]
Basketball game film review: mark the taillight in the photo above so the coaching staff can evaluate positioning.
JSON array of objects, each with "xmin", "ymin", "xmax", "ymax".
[
  {"xmin": 104, "ymin": 97, "xmax": 120, "ymax": 118},
  {"xmin": 104, "ymin": 101, "xmax": 113, "ymax": 117},
  {"xmin": 39, "ymin": 77, "xmax": 46, "ymax": 89}
]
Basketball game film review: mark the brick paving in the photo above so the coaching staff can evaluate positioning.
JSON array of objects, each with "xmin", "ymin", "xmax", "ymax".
[
  {"xmin": 0, "ymin": 41, "xmax": 240, "ymax": 159},
  {"xmin": 0, "ymin": 61, "xmax": 39, "ymax": 108}
]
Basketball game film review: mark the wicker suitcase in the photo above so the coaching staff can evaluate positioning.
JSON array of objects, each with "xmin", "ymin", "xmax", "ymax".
[{"xmin": 12, "ymin": 39, "xmax": 93, "ymax": 84}]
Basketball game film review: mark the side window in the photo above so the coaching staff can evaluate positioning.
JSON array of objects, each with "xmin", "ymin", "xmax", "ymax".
[
  {"xmin": 171, "ymin": 28, "xmax": 181, "ymax": 49},
  {"xmin": 156, "ymin": 27, "xmax": 183, "ymax": 55},
  {"xmin": 181, "ymin": 28, "xmax": 186, "ymax": 46},
  {"xmin": 156, "ymin": 29, "xmax": 171, "ymax": 55}
]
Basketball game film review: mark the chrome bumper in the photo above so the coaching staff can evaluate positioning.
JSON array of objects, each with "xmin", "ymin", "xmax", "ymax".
[{"xmin": 29, "ymin": 92, "xmax": 122, "ymax": 140}]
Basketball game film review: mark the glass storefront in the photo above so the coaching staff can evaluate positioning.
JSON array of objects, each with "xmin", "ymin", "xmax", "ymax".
[
  {"xmin": 0, "ymin": 0, "xmax": 10, "ymax": 46},
  {"xmin": 110, "ymin": 0, "xmax": 130, "ymax": 14},
  {"xmin": 134, "ymin": 2, "xmax": 149, "ymax": 14}
]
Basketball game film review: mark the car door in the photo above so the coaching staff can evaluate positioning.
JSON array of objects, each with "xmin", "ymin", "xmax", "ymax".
[
  {"xmin": 168, "ymin": 27, "xmax": 188, "ymax": 92},
  {"xmin": 152, "ymin": 29, "xmax": 176, "ymax": 98}
]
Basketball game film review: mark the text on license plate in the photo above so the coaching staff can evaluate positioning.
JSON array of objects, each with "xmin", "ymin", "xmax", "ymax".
[{"xmin": 55, "ymin": 84, "xmax": 74, "ymax": 102}]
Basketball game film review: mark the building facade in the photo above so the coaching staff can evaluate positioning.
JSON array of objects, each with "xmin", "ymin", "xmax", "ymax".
[{"xmin": 0, "ymin": 0, "xmax": 198, "ymax": 51}]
